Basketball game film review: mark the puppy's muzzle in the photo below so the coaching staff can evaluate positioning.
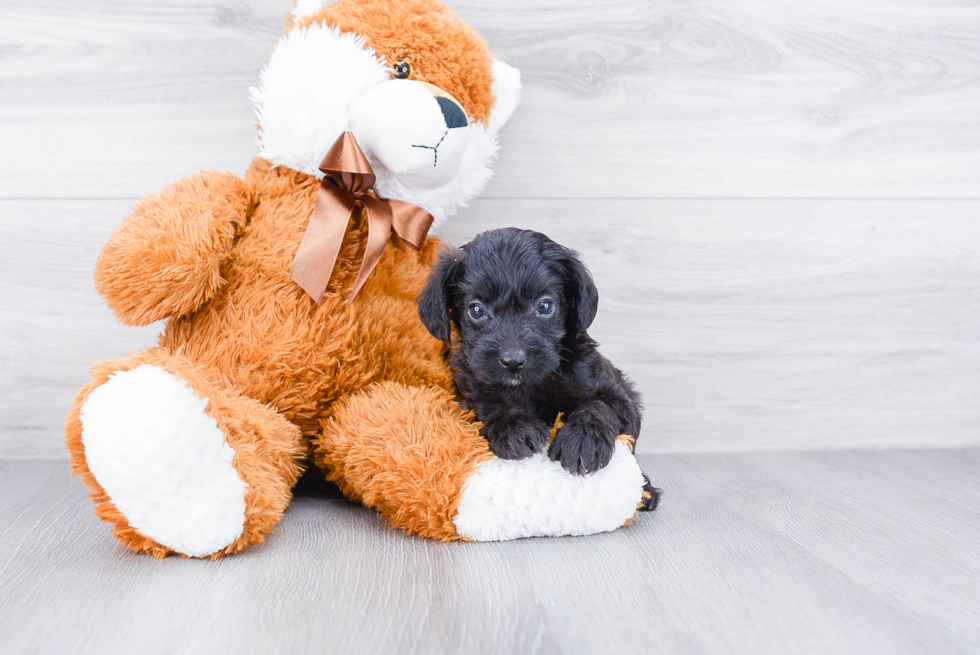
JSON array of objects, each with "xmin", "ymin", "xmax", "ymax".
[{"xmin": 349, "ymin": 79, "xmax": 470, "ymax": 190}]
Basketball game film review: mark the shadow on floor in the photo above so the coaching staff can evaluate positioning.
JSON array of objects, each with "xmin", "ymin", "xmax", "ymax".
[{"xmin": 291, "ymin": 466, "xmax": 347, "ymax": 501}]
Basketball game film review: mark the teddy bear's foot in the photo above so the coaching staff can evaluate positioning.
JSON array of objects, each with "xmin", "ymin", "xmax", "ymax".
[
  {"xmin": 315, "ymin": 381, "xmax": 646, "ymax": 542},
  {"xmin": 453, "ymin": 437, "xmax": 645, "ymax": 541},
  {"xmin": 65, "ymin": 349, "xmax": 304, "ymax": 558}
]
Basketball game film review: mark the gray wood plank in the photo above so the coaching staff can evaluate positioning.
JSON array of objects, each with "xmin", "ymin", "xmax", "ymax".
[
  {"xmin": 698, "ymin": 449, "xmax": 980, "ymax": 648},
  {"xmin": 1, "ymin": 452, "xmax": 978, "ymax": 654},
  {"xmin": 2, "ymin": 0, "xmax": 980, "ymax": 199},
  {"xmin": 0, "ymin": 199, "xmax": 162, "ymax": 457},
  {"xmin": 3, "ymin": 198, "xmax": 978, "ymax": 457}
]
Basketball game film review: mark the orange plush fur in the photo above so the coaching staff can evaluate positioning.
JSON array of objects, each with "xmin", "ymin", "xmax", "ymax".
[
  {"xmin": 66, "ymin": 0, "xmax": 504, "ymax": 557},
  {"xmin": 294, "ymin": 0, "xmax": 496, "ymax": 123}
]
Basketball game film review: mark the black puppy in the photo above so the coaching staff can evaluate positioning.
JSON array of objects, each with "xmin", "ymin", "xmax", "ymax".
[{"xmin": 418, "ymin": 228, "xmax": 658, "ymax": 509}]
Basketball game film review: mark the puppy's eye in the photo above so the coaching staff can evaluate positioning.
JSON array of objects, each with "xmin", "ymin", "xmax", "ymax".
[
  {"xmin": 536, "ymin": 299, "xmax": 555, "ymax": 316},
  {"xmin": 468, "ymin": 303, "xmax": 487, "ymax": 321},
  {"xmin": 392, "ymin": 59, "xmax": 412, "ymax": 79}
]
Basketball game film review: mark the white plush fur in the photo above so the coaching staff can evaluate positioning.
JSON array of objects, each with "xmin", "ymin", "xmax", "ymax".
[
  {"xmin": 251, "ymin": 24, "xmax": 389, "ymax": 180},
  {"xmin": 488, "ymin": 58, "xmax": 522, "ymax": 134},
  {"xmin": 453, "ymin": 441, "xmax": 644, "ymax": 541},
  {"xmin": 251, "ymin": 20, "xmax": 520, "ymax": 227},
  {"xmin": 292, "ymin": 0, "xmax": 332, "ymax": 19},
  {"xmin": 79, "ymin": 365, "xmax": 248, "ymax": 558},
  {"xmin": 371, "ymin": 122, "xmax": 498, "ymax": 226}
]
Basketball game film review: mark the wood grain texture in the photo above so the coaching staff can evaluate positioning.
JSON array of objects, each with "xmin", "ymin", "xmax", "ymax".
[
  {"xmin": 2, "ymin": 198, "xmax": 978, "ymax": 457},
  {"xmin": 0, "ymin": 199, "xmax": 161, "ymax": 457},
  {"xmin": 1, "ymin": 452, "xmax": 978, "ymax": 654},
  {"xmin": 2, "ymin": 0, "xmax": 980, "ymax": 199}
]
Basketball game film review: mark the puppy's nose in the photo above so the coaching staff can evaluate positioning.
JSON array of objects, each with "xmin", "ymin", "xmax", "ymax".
[
  {"xmin": 436, "ymin": 96, "xmax": 468, "ymax": 129},
  {"xmin": 498, "ymin": 349, "xmax": 526, "ymax": 372}
]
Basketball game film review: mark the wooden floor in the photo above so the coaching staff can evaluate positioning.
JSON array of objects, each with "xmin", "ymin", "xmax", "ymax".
[{"xmin": 2, "ymin": 451, "xmax": 978, "ymax": 655}]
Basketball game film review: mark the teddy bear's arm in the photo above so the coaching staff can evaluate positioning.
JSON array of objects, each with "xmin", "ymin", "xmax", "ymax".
[{"xmin": 95, "ymin": 171, "xmax": 251, "ymax": 326}]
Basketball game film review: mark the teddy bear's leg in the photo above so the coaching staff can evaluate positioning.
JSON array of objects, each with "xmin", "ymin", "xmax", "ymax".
[
  {"xmin": 313, "ymin": 381, "xmax": 646, "ymax": 542},
  {"xmin": 65, "ymin": 349, "xmax": 304, "ymax": 558}
]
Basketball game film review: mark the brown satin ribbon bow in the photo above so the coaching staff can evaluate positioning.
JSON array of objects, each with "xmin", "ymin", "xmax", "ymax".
[{"xmin": 289, "ymin": 131, "xmax": 433, "ymax": 304}]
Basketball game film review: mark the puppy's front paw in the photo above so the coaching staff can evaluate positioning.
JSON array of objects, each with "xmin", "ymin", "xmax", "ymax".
[
  {"xmin": 482, "ymin": 416, "xmax": 550, "ymax": 460},
  {"xmin": 549, "ymin": 414, "xmax": 616, "ymax": 475}
]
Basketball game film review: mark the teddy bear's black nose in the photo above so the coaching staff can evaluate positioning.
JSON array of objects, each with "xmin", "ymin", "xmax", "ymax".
[{"xmin": 436, "ymin": 96, "xmax": 468, "ymax": 129}]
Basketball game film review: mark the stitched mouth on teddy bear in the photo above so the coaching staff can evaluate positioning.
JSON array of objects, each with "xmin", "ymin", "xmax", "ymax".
[{"xmin": 411, "ymin": 128, "xmax": 448, "ymax": 167}]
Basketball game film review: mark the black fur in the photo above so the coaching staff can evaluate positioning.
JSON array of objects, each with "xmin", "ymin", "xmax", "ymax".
[{"xmin": 419, "ymin": 228, "xmax": 661, "ymax": 506}]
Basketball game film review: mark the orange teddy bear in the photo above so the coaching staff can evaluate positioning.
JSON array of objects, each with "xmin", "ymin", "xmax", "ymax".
[{"xmin": 65, "ymin": 0, "xmax": 648, "ymax": 558}]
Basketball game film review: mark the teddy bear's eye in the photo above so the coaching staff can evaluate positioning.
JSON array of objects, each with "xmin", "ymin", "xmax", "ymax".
[{"xmin": 392, "ymin": 60, "xmax": 412, "ymax": 79}]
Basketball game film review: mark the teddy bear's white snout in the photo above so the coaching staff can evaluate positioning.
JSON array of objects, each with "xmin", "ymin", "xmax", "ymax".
[{"xmin": 349, "ymin": 79, "xmax": 470, "ymax": 190}]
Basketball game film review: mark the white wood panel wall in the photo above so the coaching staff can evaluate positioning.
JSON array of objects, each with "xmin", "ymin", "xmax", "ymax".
[{"xmin": 1, "ymin": 0, "xmax": 978, "ymax": 457}]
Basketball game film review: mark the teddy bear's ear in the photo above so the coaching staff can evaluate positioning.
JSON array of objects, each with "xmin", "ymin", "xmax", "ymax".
[
  {"xmin": 292, "ymin": 0, "xmax": 336, "ymax": 20},
  {"xmin": 488, "ymin": 58, "xmax": 522, "ymax": 134}
]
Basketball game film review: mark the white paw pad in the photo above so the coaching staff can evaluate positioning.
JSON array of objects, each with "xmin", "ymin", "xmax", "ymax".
[
  {"xmin": 80, "ymin": 365, "xmax": 248, "ymax": 557},
  {"xmin": 453, "ymin": 440, "xmax": 644, "ymax": 541}
]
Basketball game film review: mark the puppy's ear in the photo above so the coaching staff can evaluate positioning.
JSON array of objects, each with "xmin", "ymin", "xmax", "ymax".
[
  {"xmin": 418, "ymin": 248, "xmax": 464, "ymax": 342},
  {"xmin": 557, "ymin": 246, "xmax": 599, "ymax": 333}
]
